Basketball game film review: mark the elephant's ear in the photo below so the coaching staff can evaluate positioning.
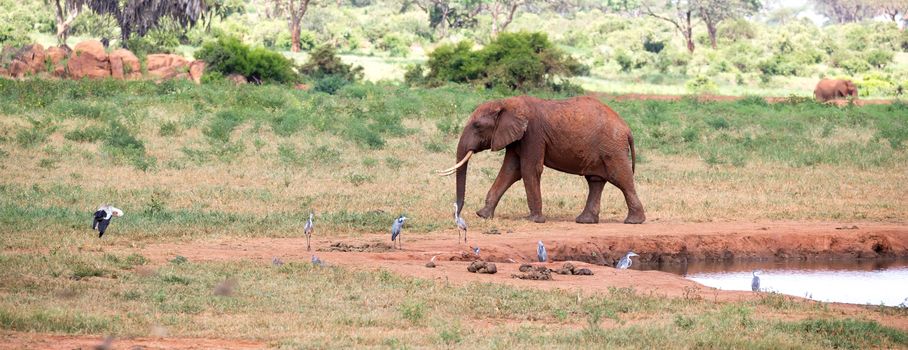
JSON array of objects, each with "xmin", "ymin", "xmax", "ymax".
[{"xmin": 491, "ymin": 98, "xmax": 530, "ymax": 151}]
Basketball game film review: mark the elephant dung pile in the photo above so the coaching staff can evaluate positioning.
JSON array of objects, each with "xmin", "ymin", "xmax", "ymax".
[
  {"xmin": 513, "ymin": 264, "xmax": 552, "ymax": 280},
  {"xmin": 321, "ymin": 241, "xmax": 394, "ymax": 252},
  {"xmin": 467, "ymin": 261, "xmax": 497, "ymax": 274},
  {"xmin": 553, "ymin": 262, "xmax": 594, "ymax": 276}
]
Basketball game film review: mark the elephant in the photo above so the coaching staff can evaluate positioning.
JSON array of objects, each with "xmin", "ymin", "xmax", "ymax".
[
  {"xmin": 814, "ymin": 79, "xmax": 858, "ymax": 102},
  {"xmin": 437, "ymin": 95, "xmax": 645, "ymax": 224}
]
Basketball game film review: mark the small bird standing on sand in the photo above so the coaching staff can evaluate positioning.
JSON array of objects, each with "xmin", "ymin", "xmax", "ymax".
[
  {"xmin": 92, "ymin": 204, "xmax": 123, "ymax": 238},
  {"xmin": 537, "ymin": 241, "xmax": 548, "ymax": 262},
  {"xmin": 311, "ymin": 255, "xmax": 323, "ymax": 266},
  {"xmin": 471, "ymin": 246, "xmax": 480, "ymax": 256},
  {"xmin": 616, "ymin": 251, "xmax": 638, "ymax": 269},
  {"xmin": 272, "ymin": 257, "xmax": 284, "ymax": 266},
  {"xmin": 304, "ymin": 211, "xmax": 314, "ymax": 251},
  {"xmin": 454, "ymin": 203, "xmax": 468, "ymax": 243},
  {"xmin": 751, "ymin": 270, "xmax": 762, "ymax": 292},
  {"xmin": 391, "ymin": 215, "xmax": 408, "ymax": 249}
]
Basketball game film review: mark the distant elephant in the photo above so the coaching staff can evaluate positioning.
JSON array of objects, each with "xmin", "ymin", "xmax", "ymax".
[
  {"xmin": 437, "ymin": 96, "xmax": 645, "ymax": 224},
  {"xmin": 814, "ymin": 79, "xmax": 858, "ymax": 102}
]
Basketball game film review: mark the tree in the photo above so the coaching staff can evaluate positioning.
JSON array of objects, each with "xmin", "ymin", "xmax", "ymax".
[
  {"xmin": 811, "ymin": 0, "xmax": 876, "ymax": 23},
  {"xmin": 872, "ymin": 0, "xmax": 908, "ymax": 21},
  {"xmin": 694, "ymin": 0, "xmax": 760, "ymax": 49},
  {"xmin": 52, "ymin": 0, "xmax": 82, "ymax": 45},
  {"xmin": 484, "ymin": 0, "xmax": 527, "ymax": 36},
  {"xmin": 411, "ymin": 0, "xmax": 482, "ymax": 38},
  {"xmin": 70, "ymin": 0, "xmax": 206, "ymax": 42},
  {"xmin": 286, "ymin": 0, "xmax": 312, "ymax": 52},
  {"xmin": 642, "ymin": 0, "xmax": 697, "ymax": 53}
]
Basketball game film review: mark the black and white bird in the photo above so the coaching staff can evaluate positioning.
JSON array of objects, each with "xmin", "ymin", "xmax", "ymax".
[
  {"xmin": 751, "ymin": 270, "xmax": 762, "ymax": 292},
  {"xmin": 454, "ymin": 203, "xmax": 468, "ymax": 243},
  {"xmin": 471, "ymin": 246, "xmax": 480, "ymax": 256},
  {"xmin": 304, "ymin": 211, "xmax": 314, "ymax": 251},
  {"xmin": 391, "ymin": 215, "xmax": 408, "ymax": 249},
  {"xmin": 616, "ymin": 251, "xmax": 638, "ymax": 270},
  {"xmin": 537, "ymin": 241, "xmax": 548, "ymax": 262},
  {"xmin": 92, "ymin": 204, "xmax": 123, "ymax": 238}
]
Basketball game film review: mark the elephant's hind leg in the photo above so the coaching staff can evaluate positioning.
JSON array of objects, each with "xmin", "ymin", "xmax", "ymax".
[
  {"xmin": 576, "ymin": 176, "xmax": 605, "ymax": 224},
  {"xmin": 605, "ymin": 158, "xmax": 646, "ymax": 224}
]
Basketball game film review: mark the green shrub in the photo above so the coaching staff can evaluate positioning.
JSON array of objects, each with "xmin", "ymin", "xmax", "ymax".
[
  {"xmin": 299, "ymin": 45, "xmax": 364, "ymax": 82},
  {"xmin": 313, "ymin": 75, "xmax": 350, "ymax": 94},
  {"xmin": 685, "ymin": 75, "xmax": 718, "ymax": 94},
  {"xmin": 379, "ymin": 33, "xmax": 410, "ymax": 57},
  {"xmin": 195, "ymin": 36, "xmax": 298, "ymax": 84},
  {"xmin": 64, "ymin": 127, "xmax": 106, "ymax": 143},
  {"xmin": 840, "ymin": 58, "xmax": 871, "ymax": 75},
  {"xmin": 422, "ymin": 32, "xmax": 587, "ymax": 90},
  {"xmin": 864, "ymin": 49, "xmax": 894, "ymax": 69},
  {"xmin": 857, "ymin": 74, "xmax": 897, "ymax": 97},
  {"xmin": 159, "ymin": 121, "xmax": 180, "ymax": 137}
]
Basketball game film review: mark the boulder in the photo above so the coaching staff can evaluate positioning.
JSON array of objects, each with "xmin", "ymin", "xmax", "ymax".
[
  {"xmin": 188, "ymin": 60, "xmax": 206, "ymax": 84},
  {"xmin": 146, "ymin": 54, "xmax": 189, "ymax": 80},
  {"xmin": 16, "ymin": 44, "xmax": 46, "ymax": 74},
  {"xmin": 67, "ymin": 40, "xmax": 109, "ymax": 79},
  {"xmin": 8, "ymin": 59, "xmax": 29, "ymax": 78},
  {"xmin": 46, "ymin": 46, "xmax": 68, "ymax": 77},
  {"xmin": 227, "ymin": 73, "xmax": 247, "ymax": 85},
  {"xmin": 108, "ymin": 49, "xmax": 141, "ymax": 80},
  {"xmin": 467, "ymin": 261, "xmax": 497, "ymax": 274}
]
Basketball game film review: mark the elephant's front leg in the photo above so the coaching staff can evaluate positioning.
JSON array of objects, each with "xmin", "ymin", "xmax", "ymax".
[
  {"xmin": 576, "ymin": 176, "xmax": 606, "ymax": 224},
  {"xmin": 477, "ymin": 148, "xmax": 521, "ymax": 219},
  {"xmin": 520, "ymin": 150, "xmax": 546, "ymax": 223}
]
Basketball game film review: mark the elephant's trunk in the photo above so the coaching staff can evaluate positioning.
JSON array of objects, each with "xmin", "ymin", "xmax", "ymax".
[{"xmin": 455, "ymin": 141, "xmax": 470, "ymax": 217}]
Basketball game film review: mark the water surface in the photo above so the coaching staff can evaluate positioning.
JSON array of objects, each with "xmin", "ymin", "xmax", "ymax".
[{"xmin": 639, "ymin": 259, "xmax": 908, "ymax": 306}]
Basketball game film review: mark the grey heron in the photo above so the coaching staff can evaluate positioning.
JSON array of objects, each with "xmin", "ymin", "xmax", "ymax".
[
  {"xmin": 537, "ymin": 241, "xmax": 548, "ymax": 262},
  {"xmin": 454, "ymin": 203, "xmax": 468, "ymax": 243},
  {"xmin": 92, "ymin": 204, "xmax": 123, "ymax": 238},
  {"xmin": 616, "ymin": 251, "xmax": 638, "ymax": 269},
  {"xmin": 751, "ymin": 270, "xmax": 762, "ymax": 292},
  {"xmin": 304, "ymin": 211, "xmax": 314, "ymax": 251},
  {"xmin": 391, "ymin": 215, "xmax": 408, "ymax": 249}
]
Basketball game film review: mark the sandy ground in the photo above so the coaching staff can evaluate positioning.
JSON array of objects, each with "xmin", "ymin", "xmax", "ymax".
[{"xmin": 5, "ymin": 222, "xmax": 908, "ymax": 348}]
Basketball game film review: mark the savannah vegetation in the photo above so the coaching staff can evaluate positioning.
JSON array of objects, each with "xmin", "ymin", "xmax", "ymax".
[{"xmin": 2, "ymin": 0, "xmax": 908, "ymax": 347}]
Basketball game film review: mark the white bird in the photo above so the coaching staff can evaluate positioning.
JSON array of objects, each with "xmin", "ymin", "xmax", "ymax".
[
  {"xmin": 616, "ymin": 251, "xmax": 638, "ymax": 270},
  {"xmin": 537, "ymin": 241, "xmax": 548, "ymax": 262},
  {"xmin": 454, "ymin": 203, "xmax": 468, "ymax": 243},
  {"xmin": 391, "ymin": 215, "xmax": 408, "ymax": 249},
  {"xmin": 751, "ymin": 270, "xmax": 762, "ymax": 292},
  {"xmin": 471, "ymin": 246, "xmax": 480, "ymax": 256},
  {"xmin": 304, "ymin": 211, "xmax": 314, "ymax": 251}
]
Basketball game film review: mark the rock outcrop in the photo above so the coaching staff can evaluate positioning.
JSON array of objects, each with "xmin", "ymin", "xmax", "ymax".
[
  {"xmin": 67, "ymin": 40, "xmax": 110, "ymax": 79},
  {"xmin": 1, "ymin": 41, "xmax": 205, "ymax": 84}
]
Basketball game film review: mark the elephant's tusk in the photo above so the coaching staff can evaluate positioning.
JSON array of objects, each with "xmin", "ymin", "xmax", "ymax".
[{"xmin": 435, "ymin": 151, "xmax": 473, "ymax": 176}]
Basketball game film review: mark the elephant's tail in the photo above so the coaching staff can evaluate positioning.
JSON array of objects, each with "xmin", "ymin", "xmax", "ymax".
[{"xmin": 628, "ymin": 133, "xmax": 636, "ymax": 174}]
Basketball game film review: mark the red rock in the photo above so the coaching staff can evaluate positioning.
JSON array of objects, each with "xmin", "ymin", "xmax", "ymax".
[
  {"xmin": 146, "ymin": 54, "xmax": 189, "ymax": 79},
  {"xmin": 189, "ymin": 60, "xmax": 206, "ymax": 84},
  {"xmin": 108, "ymin": 49, "xmax": 140, "ymax": 79},
  {"xmin": 67, "ymin": 40, "xmax": 109, "ymax": 79},
  {"xmin": 8, "ymin": 59, "xmax": 28, "ymax": 78},
  {"xmin": 46, "ymin": 47, "xmax": 68, "ymax": 77},
  {"xmin": 227, "ymin": 73, "xmax": 247, "ymax": 85},
  {"xmin": 16, "ymin": 44, "xmax": 45, "ymax": 74}
]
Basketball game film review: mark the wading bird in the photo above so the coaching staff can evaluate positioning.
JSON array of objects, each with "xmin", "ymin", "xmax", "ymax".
[
  {"xmin": 751, "ymin": 270, "xmax": 762, "ymax": 292},
  {"xmin": 391, "ymin": 215, "xmax": 408, "ymax": 249},
  {"xmin": 537, "ymin": 241, "xmax": 548, "ymax": 262},
  {"xmin": 304, "ymin": 211, "xmax": 314, "ymax": 251},
  {"xmin": 454, "ymin": 203, "xmax": 468, "ymax": 243},
  {"xmin": 92, "ymin": 204, "xmax": 123, "ymax": 238},
  {"xmin": 616, "ymin": 251, "xmax": 638, "ymax": 269}
]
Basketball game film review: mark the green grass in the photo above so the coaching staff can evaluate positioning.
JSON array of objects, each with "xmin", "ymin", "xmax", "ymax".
[{"xmin": 0, "ymin": 250, "xmax": 904, "ymax": 348}]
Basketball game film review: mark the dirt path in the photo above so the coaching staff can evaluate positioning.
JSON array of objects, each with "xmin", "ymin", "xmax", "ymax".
[
  {"xmin": 136, "ymin": 221, "xmax": 908, "ymax": 300},
  {"xmin": 0, "ymin": 332, "xmax": 265, "ymax": 350}
]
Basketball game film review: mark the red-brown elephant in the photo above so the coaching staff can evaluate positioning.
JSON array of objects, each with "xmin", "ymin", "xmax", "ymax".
[
  {"xmin": 437, "ymin": 96, "xmax": 645, "ymax": 224},
  {"xmin": 814, "ymin": 79, "xmax": 858, "ymax": 102}
]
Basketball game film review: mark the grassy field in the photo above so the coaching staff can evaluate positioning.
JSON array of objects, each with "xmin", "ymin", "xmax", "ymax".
[{"xmin": 1, "ymin": 79, "xmax": 907, "ymax": 347}]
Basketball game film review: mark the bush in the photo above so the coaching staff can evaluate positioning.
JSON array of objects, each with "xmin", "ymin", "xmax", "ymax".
[
  {"xmin": 422, "ymin": 32, "xmax": 587, "ymax": 90},
  {"xmin": 685, "ymin": 75, "xmax": 718, "ymax": 94},
  {"xmin": 299, "ymin": 45, "xmax": 364, "ymax": 81},
  {"xmin": 857, "ymin": 74, "xmax": 897, "ymax": 97},
  {"xmin": 195, "ymin": 36, "xmax": 298, "ymax": 84},
  {"xmin": 864, "ymin": 49, "xmax": 894, "ymax": 69}
]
